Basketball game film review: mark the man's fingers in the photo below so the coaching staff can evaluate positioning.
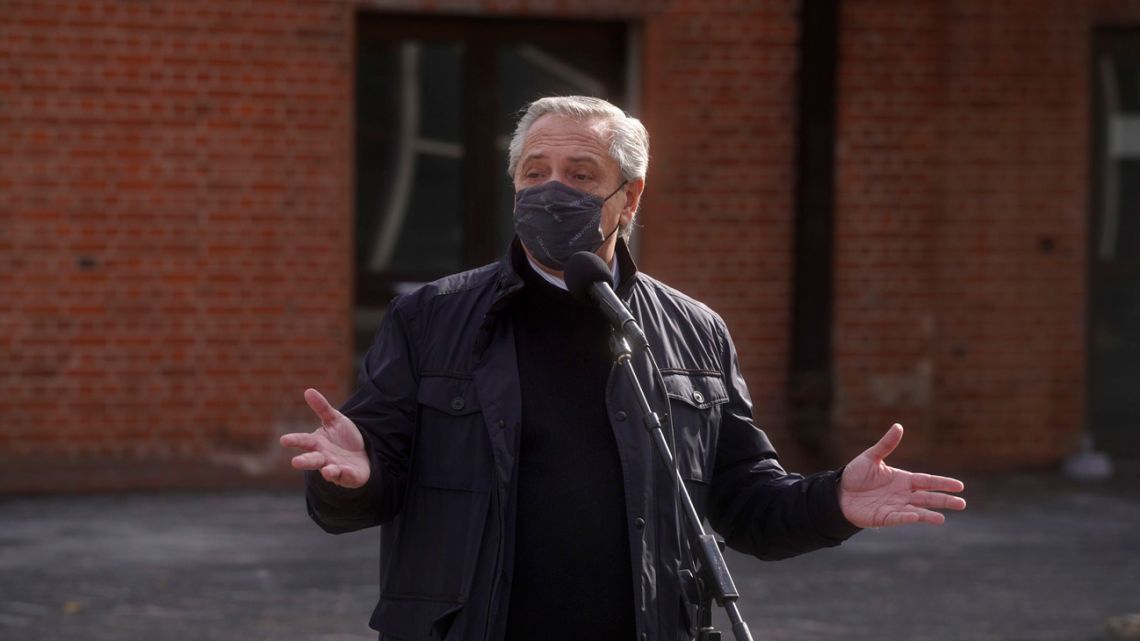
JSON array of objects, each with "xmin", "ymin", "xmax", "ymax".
[
  {"xmin": 280, "ymin": 432, "xmax": 318, "ymax": 451},
  {"xmin": 321, "ymin": 464, "xmax": 367, "ymax": 489},
  {"xmin": 291, "ymin": 451, "xmax": 327, "ymax": 470},
  {"xmin": 862, "ymin": 423, "xmax": 904, "ymax": 462},
  {"xmin": 911, "ymin": 490, "xmax": 967, "ymax": 511},
  {"xmin": 320, "ymin": 464, "xmax": 342, "ymax": 483},
  {"xmin": 911, "ymin": 472, "xmax": 965, "ymax": 493},
  {"xmin": 882, "ymin": 511, "xmax": 920, "ymax": 527},
  {"xmin": 304, "ymin": 388, "xmax": 339, "ymax": 425},
  {"xmin": 884, "ymin": 507, "xmax": 944, "ymax": 527},
  {"xmin": 910, "ymin": 507, "xmax": 946, "ymax": 525}
]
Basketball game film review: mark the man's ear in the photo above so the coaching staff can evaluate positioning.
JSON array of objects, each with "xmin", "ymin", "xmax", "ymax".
[{"xmin": 621, "ymin": 178, "xmax": 646, "ymax": 225}]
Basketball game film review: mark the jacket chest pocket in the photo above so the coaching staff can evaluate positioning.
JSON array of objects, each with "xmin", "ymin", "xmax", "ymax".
[
  {"xmin": 376, "ymin": 375, "xmax": 493, "ymax": 611},
  {"xmin": 660, "ymin": 371, "xmax": 727, "ymax": 486},
  {"xmin": 413, "ymin": 374, "xmax": 492, "ymax": 492}
]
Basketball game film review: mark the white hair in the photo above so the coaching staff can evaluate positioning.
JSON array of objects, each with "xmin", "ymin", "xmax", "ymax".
[{"xmin": 507, "ymin": 96, "xmax": 650, "ymax": 183}]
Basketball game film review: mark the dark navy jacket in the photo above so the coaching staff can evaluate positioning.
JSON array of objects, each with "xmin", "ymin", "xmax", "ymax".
[{"xmin": 304, "ymin": 240, "xmax": 860, "ymax": 641}]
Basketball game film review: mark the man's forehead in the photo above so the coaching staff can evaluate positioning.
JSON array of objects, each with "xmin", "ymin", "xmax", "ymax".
[
  {"xmin": 523, "ymin": 153, "xmax": 603, "ymax": 166},
  {"xmin": 521, "ymin": 114, "xmax": 612, "ymax": 159}
]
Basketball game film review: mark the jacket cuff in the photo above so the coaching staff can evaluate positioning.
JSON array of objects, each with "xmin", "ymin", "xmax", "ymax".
[{"xmin": 809, "ymin": 467, "xmax": 862, "ymax": 542}]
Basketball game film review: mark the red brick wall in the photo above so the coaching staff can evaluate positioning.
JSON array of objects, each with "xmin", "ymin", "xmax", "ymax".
[
  {"xmin": 0, "ymin": 1, "xmax": 357, "ymax": 491},
  {"xmin": 833, "ymin": 0, "xmax": 944, "ymax": 467},
  {"xmin": 0, "ymin": 0, "xmax": 807, "ymax": 492},
  {"xmin": 2, "ymin": 0, "xmax": 1122, "ymax": 491},
  {"xmin": 0, "ymin": 0, "xmax": 788, "ymax": 488},
  {"xmin": 639, "ymin": 0, "xmax": 803, "ymax": 456},
  {"xmin": 834, "ymin": 0, "xmax": 1140, "ymax": 470}
]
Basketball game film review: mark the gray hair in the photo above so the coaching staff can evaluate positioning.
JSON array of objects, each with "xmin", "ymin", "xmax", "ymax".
[
  {"xmin": 507, "ymin": 96, "xmax": 650, "ymax": 239},
  {"xmin": 507, "ymin": 96, "xmax": 650, "ymax": 183}
]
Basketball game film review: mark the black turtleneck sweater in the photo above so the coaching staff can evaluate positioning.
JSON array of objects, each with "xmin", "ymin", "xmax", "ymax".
[{"xmin": 503, "ymin": 260, "xmax": 635, "ymax": 640}]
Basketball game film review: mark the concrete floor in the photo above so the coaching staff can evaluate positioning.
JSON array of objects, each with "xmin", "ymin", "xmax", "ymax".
[{"xmin": 1, "ymin": 470, "xmax": 1138, "ymax": 641}]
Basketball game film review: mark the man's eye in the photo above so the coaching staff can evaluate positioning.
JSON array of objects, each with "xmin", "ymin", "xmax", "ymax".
[{"xmin": 574, "ymin": 173, "xmax": 592, "ymax": 182}]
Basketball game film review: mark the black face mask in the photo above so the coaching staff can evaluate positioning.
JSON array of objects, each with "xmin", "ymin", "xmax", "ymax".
[{"xmin": 513, "ymin": 179, "xmax": 627, "ymax": 271}]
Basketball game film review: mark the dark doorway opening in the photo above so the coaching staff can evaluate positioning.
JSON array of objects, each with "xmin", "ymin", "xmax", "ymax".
[{"xmin": 1090, "ymin": 30, "xmax": 1140, "ymax": 459}]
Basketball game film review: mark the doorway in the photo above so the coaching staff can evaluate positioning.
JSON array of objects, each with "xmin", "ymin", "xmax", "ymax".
[{"xmin": 1090, "ymin": 30, "xmax": 1140, "ymax": 459}]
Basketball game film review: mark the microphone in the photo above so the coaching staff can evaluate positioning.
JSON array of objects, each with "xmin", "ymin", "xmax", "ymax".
[{"xmin": 565, "ymin": 251, "xmax": 649, "ymax": 351}]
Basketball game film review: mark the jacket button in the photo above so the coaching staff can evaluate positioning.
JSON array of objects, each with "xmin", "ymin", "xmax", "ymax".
[
  {"xmin": 634, "ymin": 516, "xmax": 645, "ymax": 529},
  {"xmin": 450, "ymin": 396, "xmax": 465, "ymax": 411},
  {"xmin": 496, "ymin": 419, "xmax": 506, "ymax": 429},
  {"xmin": 616, "ymin": 410, "xmax": 628, "ymax": 421},
  {"xmin": 691, "ymin": 389, "xmax": 705, "ymax": 404}
]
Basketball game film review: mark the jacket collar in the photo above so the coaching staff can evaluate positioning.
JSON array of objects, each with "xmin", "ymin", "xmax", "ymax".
[{"xmin": 492, "ymin": 237, "xmax": 640, "ymax": 311}]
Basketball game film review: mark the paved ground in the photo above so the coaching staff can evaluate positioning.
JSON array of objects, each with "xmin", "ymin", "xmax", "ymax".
[{"xmin": 1, "ymin": 469, "xmax": 1138, "ymax": 641}]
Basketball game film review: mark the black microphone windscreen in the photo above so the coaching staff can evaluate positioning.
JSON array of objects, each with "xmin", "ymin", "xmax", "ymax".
[{"xmin": 565, "ymin": 251, "xmax": 612, "ymax": 303}]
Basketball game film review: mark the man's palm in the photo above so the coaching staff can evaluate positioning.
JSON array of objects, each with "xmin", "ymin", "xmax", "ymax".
[
  {"xmin": 279, "ymin": 389, "xmax": 371, "ymax": 488},
  {"xmin": 839, "ymin": 424, "xmax": 966, "ymax": 528}
]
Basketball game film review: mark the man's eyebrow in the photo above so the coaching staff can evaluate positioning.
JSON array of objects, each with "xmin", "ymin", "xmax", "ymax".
[{"xmin": 566, "ymin": 155, "xmax": 601, "ymax": 166}]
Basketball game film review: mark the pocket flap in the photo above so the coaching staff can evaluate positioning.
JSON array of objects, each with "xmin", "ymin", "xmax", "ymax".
[
  {"xmin": 661, "ymin": 371, "xmax": 728, "ymax": 409},
  {"xmin": 417, "ymin": 374, "xmax": 481, "ymax": 416}
]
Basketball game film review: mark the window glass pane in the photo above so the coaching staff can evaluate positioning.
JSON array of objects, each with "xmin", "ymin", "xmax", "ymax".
[
  {"xmin": 1098, "ymin": 52, "xmax": 1140, "ymax": 261},
  {"xmin": 356, "ymin": 40, "xmax": 464, "ymax": 278},
  {"xmin": 1117, "ymin": 159, "xmax": 1140, "ymax": 258},
  {"xmin": 1112, "ymin": 58, "xmax": 1140, "ymax": 113},
  {"xmin": 388, "ymin": 153, "xmax": 464, "ymax": 272},
  {"xmin": 1092, "ymin": 42, "xmax": 1140, "ymax": 457},
  {"xmin": 356, "ymin": 45, "xmax": 399, "ymax": 275}
]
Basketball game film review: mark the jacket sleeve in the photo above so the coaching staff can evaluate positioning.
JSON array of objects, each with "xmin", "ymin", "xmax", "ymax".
[
  {"xmin": 706, "ymin": 319, "xmax": 861, "ymax": 560},
  {"xmin": 304, "ymin": 297, "xmax": 419, "ymax": 534}
]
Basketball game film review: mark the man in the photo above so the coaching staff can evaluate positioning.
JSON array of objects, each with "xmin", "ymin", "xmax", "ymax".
[{"xmin": 280, "ymin": 96, "xmax": 966, "ymax": 641}]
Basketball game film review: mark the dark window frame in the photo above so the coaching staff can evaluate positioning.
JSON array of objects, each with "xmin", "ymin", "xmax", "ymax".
[
  {"xmin": 1088, "ymin": 27, "xmax": 1140, "ymax": 458},
  {"xmin": 353, "ymin": 13, "xmax": 629, "ymax": 309}
]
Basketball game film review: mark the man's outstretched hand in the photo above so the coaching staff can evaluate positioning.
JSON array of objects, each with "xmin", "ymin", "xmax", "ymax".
[
  {"xmin": 839, "ymin": 424, "xmax": 966, "ymax": 528},
  {"xmin": 279, "ymin": 389, "xmax": 371, "ymax": 489}
]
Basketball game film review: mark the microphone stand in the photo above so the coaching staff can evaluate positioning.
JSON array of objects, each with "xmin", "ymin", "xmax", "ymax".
[{"xmin": 608, "ymin": 334, "xmax": 755, "ymax": 641}]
